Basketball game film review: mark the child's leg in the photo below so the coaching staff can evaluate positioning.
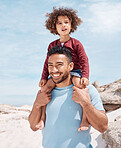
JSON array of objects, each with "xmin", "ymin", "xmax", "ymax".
[
  {"xmin": 35, "ymin": 105, "xmax": 46, "ymax": 130},
  {"xmin": 36, "ymin": 78, "xmax": 55, "ymax": 130},
  {"xmin": 72, "ymin": 76, "xmax": 89, "ymax": 131},
  {"xmin": 78, "ymin": 111, "xmax": 89, "ymax": 131},
  {"xmin": 41, "ymin": 78, "xmax": 55, "ymax": 93}
]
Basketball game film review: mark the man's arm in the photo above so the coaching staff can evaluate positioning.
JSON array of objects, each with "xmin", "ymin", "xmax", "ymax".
[
  {"xmin": 72, "ymin": 86, "xmax": 108, "ymax": 133},
  {"xmin": 28, "ymin": 90, "xmax": 51, "ymax": 131},
  {"xmin": 83, "ymin": 104, "xmax": 107, "ymax": 133}
]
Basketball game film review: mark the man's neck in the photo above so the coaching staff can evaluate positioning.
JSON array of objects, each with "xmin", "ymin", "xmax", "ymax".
[{"xmin": 55, "ymin": 75, "xmax": 72, "ymax": 88}]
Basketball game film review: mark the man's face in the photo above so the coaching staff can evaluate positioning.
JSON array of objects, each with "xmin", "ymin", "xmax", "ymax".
[{"xmin": 48, "ymin": 54, "xmax": 73, "ymax": 84}]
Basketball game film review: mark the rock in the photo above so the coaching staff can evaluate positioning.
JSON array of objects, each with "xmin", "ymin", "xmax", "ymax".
[
  {"xmin": 104, "ymin": 120, "xmax": 121, "ymax": 148},
  {"xmin": 114, "ymin": 115, "xmax": 121, "ymax": 121},
  {"xmin": 96, "ymin": 87, "xmax": 105, "ymax": 92},
  {"xmin": 0, "ymin": 104, "xmax": 31, "ymax": 122},
  {"xmin": 103, "ymin": 108, "xmax": 121, "ymax": 148},
  {"xmin": 92, "ymin": 79, "xmax": 121, "ymax": 111},
  {"xmin": 99, "ymin": 79, "xmax": 121, "ymax": 105},
  {"xmin": 103, "ymin": 104, "xmax": 121, "ymax": 112},
  {"xmin": 92, "ymin": 81, "xmax": 100, "ymax": 88}
]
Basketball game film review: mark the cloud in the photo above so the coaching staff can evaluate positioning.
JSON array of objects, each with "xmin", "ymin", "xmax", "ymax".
[
  {"xmin": 0, "ymin": 1, "xmax": 46, "ymax": 34},
  {"xmin": 83, "ymin": 2, "xmax": 121, "ymax": 33},
  {"xmin": 78, "ymin": 4, "xmax": 87, "ymax": 8},
  {"xmin": 0, "ymin": 0, "xmax": 49, "ymax": 83}
]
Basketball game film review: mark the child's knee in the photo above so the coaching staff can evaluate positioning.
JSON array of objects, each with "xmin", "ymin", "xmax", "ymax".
[
  {"xmin": 41, "ymin": 81, "xmax": 55, "ymax": 92},
  {"xmin": 72, "ymin": 76, "xmax": 85, "ymax": 89},
  {"xmin": 72, "ymin": 76, "xmax": 80, "ymax": 85}
]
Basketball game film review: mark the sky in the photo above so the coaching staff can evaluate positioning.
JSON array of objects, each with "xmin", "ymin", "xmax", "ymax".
[{"xmin": 0, "ymin": 0, "xmax": 121, "ymax": 106}]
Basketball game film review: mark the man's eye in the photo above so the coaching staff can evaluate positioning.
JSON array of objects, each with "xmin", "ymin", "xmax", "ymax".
[{"xmin": 57, "ymin": 64, "xmax": 62, "ymax": 66}]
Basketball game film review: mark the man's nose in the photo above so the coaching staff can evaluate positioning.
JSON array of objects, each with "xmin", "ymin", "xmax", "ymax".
[{"xmin": 51, "ymin": 66, "xmax": 58, "ymax": 72}]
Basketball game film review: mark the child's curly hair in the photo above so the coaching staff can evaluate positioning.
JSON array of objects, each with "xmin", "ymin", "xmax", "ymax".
[{"xmin": 45, "ymin": 7, "xmax": 82, "ymax": 35}]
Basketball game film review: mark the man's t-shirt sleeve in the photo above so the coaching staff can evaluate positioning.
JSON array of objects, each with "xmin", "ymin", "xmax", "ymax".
[{"xmin": 88, "ymin": 85, "xmax": 104, "ymax": 111}]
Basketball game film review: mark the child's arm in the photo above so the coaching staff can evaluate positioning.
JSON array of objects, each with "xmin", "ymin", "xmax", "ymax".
[
  {"xmin": 40, "ymin": 54, "xmax": 49, "ymax": 82},
  {"xmin": 40, "ymin": 42, "xmax": 55, "ymax": 86}
]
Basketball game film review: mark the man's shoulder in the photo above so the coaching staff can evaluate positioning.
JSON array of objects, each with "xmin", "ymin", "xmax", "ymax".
[
  {"xmin": 88, "ymin": 85, "xmax": 104, "ymax": 110},
  {"xmin": 88, "ymin": 84, "xmax": 95, "ymax": 90},
  {"xmin": 88, "ymin": 85, "xmax": 99, "ymax": 97}
]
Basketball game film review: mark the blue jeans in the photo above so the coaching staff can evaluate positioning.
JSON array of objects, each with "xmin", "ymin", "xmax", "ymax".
[{"xmin": 71, "ymin": 69, "xmax": 81, "ymax": 78}]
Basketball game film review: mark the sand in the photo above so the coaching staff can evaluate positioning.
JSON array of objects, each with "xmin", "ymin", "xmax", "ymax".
[{"xmin": 0, "ymin": 104, "xmax": 120, "ymax": 148}]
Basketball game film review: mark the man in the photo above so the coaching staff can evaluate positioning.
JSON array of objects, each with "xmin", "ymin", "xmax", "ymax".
[{"xmin": 28, "ymin": 46, "xmax": 108, "ymax": 148}]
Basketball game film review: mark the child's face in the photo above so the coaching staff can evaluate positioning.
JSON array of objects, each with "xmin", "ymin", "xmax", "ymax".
[{"xmin": 56, "ymin": 16, "xmax": 72, "ymax": 37}]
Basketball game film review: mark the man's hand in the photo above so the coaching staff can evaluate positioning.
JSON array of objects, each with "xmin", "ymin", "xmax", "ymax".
[
  {"xmin": 72, "ymin": 86, "xmax": 91, "ymax": 108},
  {"xmin": 34, "ymin": 90, "xmax": 51, "ymax": 109}
]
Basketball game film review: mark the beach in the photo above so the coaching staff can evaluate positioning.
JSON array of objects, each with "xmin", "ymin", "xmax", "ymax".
[{"xmin": 0, "ymin": 104, "xmax": 107, "ymax": 148}]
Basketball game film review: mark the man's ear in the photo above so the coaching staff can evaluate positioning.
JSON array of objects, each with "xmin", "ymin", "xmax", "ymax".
[{"xmin": 69, "ymin": 62, "xmax": 74, "ymax": 71}]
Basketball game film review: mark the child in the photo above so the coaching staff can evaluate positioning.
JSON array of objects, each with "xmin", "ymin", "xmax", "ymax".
[{"xmin": 36, "ymin": 7, "xmax": 89, "ymax": 131}]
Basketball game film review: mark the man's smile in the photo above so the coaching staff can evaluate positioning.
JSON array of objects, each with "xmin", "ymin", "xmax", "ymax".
[{"xmin": 51, "ymin": 72, "xmax": 62, "ymax": 79}]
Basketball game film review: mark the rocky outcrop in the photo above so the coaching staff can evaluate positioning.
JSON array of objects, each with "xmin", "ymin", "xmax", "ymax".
[
  {"xmin": 104, "ymin": 108, "xmax": 121, "ymax": 148},
  {"xmin": 0, "ymin": 104, "xmax": 31, "ymax": 120},
  {"xmin": 105, "ymin": 120, "xmax": 121, "ymax": 148},
  {"xmin": 92, "ymin": 79, "xmax": 121, "ymax": 111},
  {"xmin": 93, "ymin": 80, "xmax": 121, "ymax": 148}
]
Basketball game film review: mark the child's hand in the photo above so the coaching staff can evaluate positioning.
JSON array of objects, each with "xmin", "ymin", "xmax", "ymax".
[
  {"xmin": 80, "ymin": 77, "xmax": 89, "ymax": 86},
  {"xmin": 39, "ymin": 79, "xmax": 47, "ymax": 87}
]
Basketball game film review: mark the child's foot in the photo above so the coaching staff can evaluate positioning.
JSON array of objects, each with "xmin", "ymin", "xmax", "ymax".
[
  {"xmin": 35, "ymin": 120, "xmax": 45, "ymax": 130},
  {"xmin": 78, "ymin": 121, "xmax": 89, "ymax": 131}
]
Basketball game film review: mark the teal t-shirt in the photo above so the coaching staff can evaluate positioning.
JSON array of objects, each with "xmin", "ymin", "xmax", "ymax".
[{"xmin": 42, "ymin": 85, "xmax": 104, "ymax": 148}]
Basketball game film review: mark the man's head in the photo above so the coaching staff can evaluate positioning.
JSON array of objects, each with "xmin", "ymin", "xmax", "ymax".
[{"xmin": 48, "ymin": 46, "xmax": 74, "ymax": 85}]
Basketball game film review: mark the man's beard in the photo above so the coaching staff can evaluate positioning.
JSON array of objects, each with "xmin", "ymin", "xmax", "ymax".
[{"xmin": 51, "ymin": 71, "xmax": 69, "ymax": 84}]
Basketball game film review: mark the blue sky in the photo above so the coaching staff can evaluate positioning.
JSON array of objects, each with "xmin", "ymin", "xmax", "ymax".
[{"xmin": 0, "ymin": 0, "xmax": 121, "ymax": 106}]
